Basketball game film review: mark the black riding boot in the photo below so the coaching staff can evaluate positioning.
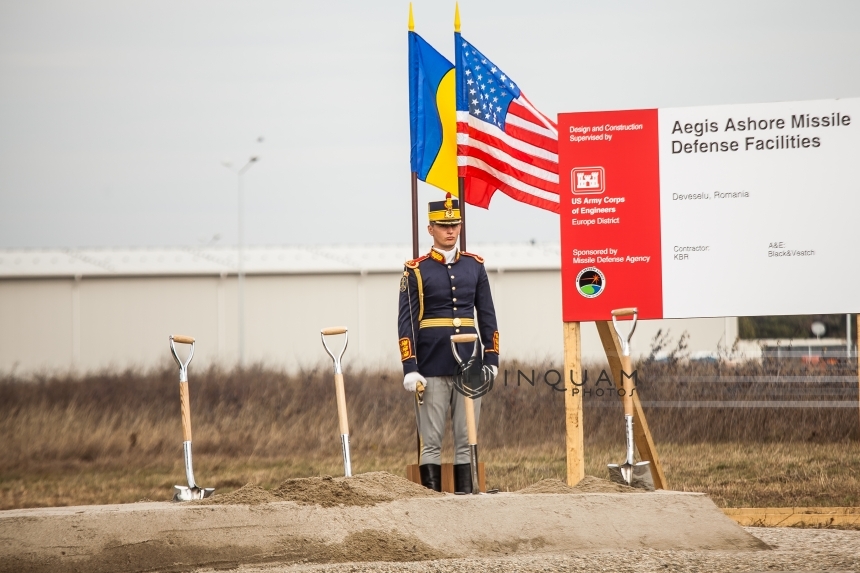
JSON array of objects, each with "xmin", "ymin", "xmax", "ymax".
[
  {"xmin": 419, "ymin": 463, "xmax": 442, "ymax": 492},
  {"xmin": 454, "ymin": 463, "xmax": 473, "ymax": 494}
]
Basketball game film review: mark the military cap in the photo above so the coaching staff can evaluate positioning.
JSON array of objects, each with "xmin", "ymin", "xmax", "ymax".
[{"xmin": 428, "ymin": 193, "xmax": 461, "ymax": 225}]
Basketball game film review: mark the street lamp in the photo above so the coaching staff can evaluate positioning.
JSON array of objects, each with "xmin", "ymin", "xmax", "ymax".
[{"xmin": 222, "ymin": 156, "xmax": 259, "ymax": 367}]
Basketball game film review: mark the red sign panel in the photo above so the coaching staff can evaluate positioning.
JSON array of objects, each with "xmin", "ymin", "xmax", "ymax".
[{"xmin": 558, "ymin": 109, "xmax": 663, "ymax": 322}]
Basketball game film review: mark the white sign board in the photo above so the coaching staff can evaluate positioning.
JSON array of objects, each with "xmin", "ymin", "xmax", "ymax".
[{"xmin": 558, "ymin": 98, "xmax": 860, "ymax": 321}]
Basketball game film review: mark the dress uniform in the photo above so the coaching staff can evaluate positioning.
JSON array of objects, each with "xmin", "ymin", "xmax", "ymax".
[{"xmin": 397, "ymin": 194, "xmax": 499, "ymax": 493}]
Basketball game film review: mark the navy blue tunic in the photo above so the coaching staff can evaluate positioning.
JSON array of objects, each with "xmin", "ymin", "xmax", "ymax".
[{"xmin": 397, "ymin": 249, "xmax": 499, "ymax": 377}]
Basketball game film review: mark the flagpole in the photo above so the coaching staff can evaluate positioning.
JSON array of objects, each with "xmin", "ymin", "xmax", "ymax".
[
  {"xmin": 455, "ymin": 4, "xmax": 466, "ymax": 253},
  {"xmin": 411, "ymin": 172, "xmax": 419, "ymax": 258},
  {"xmin": 408, "ymin": 5, "xmax": 419, "ymax": 260},
  {"xmin": 407, "ymin": 2, "xmax": 421, "ymax": 258},
  {"xmin": 459, "ymin": 177, "xmax": 467, "ymax": 252},
  {"xmin": 407, "ymin": 3, "xmax": 423, "ymax": 476}
]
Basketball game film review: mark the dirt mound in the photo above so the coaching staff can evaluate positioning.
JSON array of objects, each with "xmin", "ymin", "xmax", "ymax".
[
  {"xmin": 348, "ymin": 471, "xmax": 445, "ymax": 501},
  {"xmin": 334, "ymin": 529, "xmax": 447, "ymax": 562},
  {"xmin": 517, "ymin": 478, "xmax": 575, "ymax": 494},
  {"xmin": 573, "ymin": 475, "xmax": 642, "ymax": 493},
  {"xmin": 1, "ymin": 490, "xmax": 770, "ymax": 572},
  {"xmin": 517, "ymin": 476, "xmax": 641, "ymax": 494},
  {"xmin": 203, "ymin": 474, "xmax": 640, "ymax": 505},
  {"xmin": 202, "ymin": 483, "xmax": 279, "ymax": 505},
  {"xmin": 200, "ymin": 472, "xmax": 445, "ymax": 508},
  {"xmin": 273, "ymin": 475, "xmax": 386, "ymax": 508},
  {"xmin": 256, "ymin": 529, "xmax": 447, "ymax": 564}
]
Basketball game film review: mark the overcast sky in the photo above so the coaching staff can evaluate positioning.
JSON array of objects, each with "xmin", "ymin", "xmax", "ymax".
[{"xmin": 1, "ymin": 0, "xmax": 858, "ymax": 250}]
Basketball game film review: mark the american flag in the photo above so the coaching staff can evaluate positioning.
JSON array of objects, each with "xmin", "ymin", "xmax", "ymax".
[{"xmin": 455, "ymin": 35, "xmax": 559, "ymax": 213}]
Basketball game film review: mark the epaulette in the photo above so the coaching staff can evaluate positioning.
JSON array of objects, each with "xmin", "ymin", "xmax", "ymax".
[
  {"xmin": 404, "ymin": 254, "xmax": 429, "ymax": 269},
  {"xmin": 460, "ymin": 251, "xmax": 484, "ymax": 264}
]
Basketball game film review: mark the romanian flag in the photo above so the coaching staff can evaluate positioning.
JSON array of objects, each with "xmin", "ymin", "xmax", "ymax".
[{"xmin": 408, "ymin": 26, "xmax": 458, "ymax": 195}]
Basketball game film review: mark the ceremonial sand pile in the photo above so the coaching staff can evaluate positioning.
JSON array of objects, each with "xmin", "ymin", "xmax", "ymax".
[
  {"xmin": 199, "ymin": 472, "xmax": 635, "ymax": 507},
  {"xmin": 518, "ymin": 475, "xmax": 642, "ymax": 494},
  {"xmin": 2, "ymin": 471, "xmax": 790, "ymax": 573},
  {"xmin": 199, "ymin": 471, "xmax": 445, "ymax": 507}
]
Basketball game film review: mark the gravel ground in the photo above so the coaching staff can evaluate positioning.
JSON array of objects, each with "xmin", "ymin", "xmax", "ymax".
[{"xmin": 222, "ymin": 528, "xmax": 860, "ymax": 573}]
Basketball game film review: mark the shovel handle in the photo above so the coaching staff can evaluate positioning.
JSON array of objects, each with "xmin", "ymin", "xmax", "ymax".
[
  {"xmin": 451, "ymin": 333, "xmax": 478, "ymax": 343},
  {"xmin": 416, "ymin": 381, "xmax": 425, "ymax": 405},
  {"xmin": 179, "ymin": 381, "xmax": 193, "ymax": 442},
  {"xmin": 464, "ymin": 396, "xmax": 478, "ymax": 445},
  {"xmin": 334, "ymin": 373, "xmax": 349, "ymax": 435},
  {"xmin": 171, "ymin": 335, "xmax": 195, "ymax": 344},
  {"xmin": 611, "ymin": 308, "xmax": 637, "ymax": 317},
  {"xmin": 321, "ymin": 326, "xmax": 347, "ymax": 336},
  {"xmin": 620, "ymin": 354, "xmax": 634, "ymax": 417}
]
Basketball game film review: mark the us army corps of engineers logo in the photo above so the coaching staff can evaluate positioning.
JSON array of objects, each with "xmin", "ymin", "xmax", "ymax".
[{"xmin": 576, "ymin": 267, "xmax": 605, "ymax": 298}]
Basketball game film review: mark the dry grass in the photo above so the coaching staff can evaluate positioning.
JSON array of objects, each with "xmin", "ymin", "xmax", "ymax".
[{"xmin": 1, "ymin": 357, "xmax": 858, "ymax": 510}]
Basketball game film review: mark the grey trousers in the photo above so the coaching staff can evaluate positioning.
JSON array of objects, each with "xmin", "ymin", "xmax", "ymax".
[{"xmin": 415, "ymin": 376, "xmax": 481, "ymax": 465}]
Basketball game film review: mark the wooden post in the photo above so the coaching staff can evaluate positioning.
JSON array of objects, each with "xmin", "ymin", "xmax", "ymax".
[
  {"xmin": 563, "ymin": 321, "xmax": 585, "ymax": 486},
  {"xmin": 595, "ymin": 320, "xmax": 669, "ymax": 490}
]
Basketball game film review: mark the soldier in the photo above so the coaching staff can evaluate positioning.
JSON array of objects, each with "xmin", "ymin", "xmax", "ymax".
[{"xmin": 398, "ymin": 193, "xmax": 499, "ymax": 493}]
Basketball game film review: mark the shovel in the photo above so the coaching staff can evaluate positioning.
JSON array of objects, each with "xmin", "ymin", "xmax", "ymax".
[
  {"xmin": 169, "ymin": 335, "xmax": 214, "ymax": 501},
  {"xmin": 450, "ymin": 333, "xmax": 485, "ymax": 495},
  {"xmin": 607, "ymin": 308, "xmax": 650, "ymax": 486},
  {"xmin": 321, "ymin": 326, "xmax": 352, "ymax": 477}
]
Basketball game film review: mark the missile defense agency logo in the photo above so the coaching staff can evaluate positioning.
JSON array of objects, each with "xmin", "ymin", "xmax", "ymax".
[{"xmin": 576, "ymin": 267, "xmax": 605, "ymax": 298}]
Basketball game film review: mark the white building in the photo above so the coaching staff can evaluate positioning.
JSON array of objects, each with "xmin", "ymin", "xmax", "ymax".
[{"xmin": 0, "ymin": 244, "xmax": 739, "ymax": 375}]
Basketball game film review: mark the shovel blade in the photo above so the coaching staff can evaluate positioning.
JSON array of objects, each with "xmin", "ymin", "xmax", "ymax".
[
  {"xmin": 173, "ymin": 485, "xmax": 215, "ymax": 501},
  {"xmin": 607, "ymin": 462, "xmax": 633, "ymax": 486},
  {"xmin": 608, "ymin": 461, "xmax": 651, "ymax": 488}
]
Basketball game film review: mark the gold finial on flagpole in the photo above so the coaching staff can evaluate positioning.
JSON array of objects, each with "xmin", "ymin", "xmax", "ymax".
[
  {"xmin": 454, "ymin": 2, "xmax": 461, "ymax": 32},
  {"xmin": 408, "ymin": 2, "xmax": 414, "ymax": 31}
]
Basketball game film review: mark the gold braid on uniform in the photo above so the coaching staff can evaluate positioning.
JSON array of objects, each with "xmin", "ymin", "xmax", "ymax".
[
  {"xmin": 402, "ymin": 257, "xmax": 427, "ymax": 359},
  {"xmin": 404, "ymin": 257, "xmax": 426, "ymax": 321}
]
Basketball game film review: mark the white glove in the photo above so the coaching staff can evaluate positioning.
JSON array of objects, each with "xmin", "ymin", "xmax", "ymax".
[
  {"xmin": 403, "ymin": 371, "xmax": 427, "ymax": 393},
  {"xmin": 483, "ymin": 365, "xmax": 498, "ymax": 382}
]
